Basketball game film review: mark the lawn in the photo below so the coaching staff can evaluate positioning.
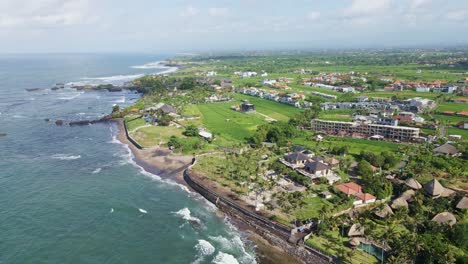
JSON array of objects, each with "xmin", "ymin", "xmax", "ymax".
[
  {"xmin": 232, "ymin": 93, "xmax": 302, "ymax": 121},
  {"xmin": 448, "ymin": 127, "xmax": 468, "ymax": 139},
  {"xmin": 129, "ymin": 125, "xmax": 184, "ymax": 147},
  {"xmin": 124, "ymin": 115, "xmax": 146, "ymax": 131},
  {"xmin": 294, "ymin": 196, "xmax": 332, "ymax": 220},
  {"xmin": 436, "ymin": 102, "xmax": 468, "ymax": 112},
  {"xmin": 195, "ymin": 102, "xmax": 267, "ymax": 142},
  {"xmin": 306, "ymin": 230, "xmax": 378, "ymax": 264}
]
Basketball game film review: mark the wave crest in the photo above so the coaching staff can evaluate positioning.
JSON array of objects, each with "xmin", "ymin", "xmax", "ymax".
[{"xmin": 52, "ymin": 154, "xmax": 81, "ymax": 160}]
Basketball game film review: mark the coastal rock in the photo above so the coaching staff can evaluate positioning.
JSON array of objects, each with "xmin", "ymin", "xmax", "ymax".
[
  {"xmin": 25, "ymin": 88, "xmax": 43, "ymax": 92},
  {"xmin": 0, "ymin": 133, "xmax": 7, "ymax": 137},
  {"xmin": 44, "ymin": 118, "xmax": 50, "ymax": 122},
  {"xmin": 55, "ymin": 120, "xmax": 64, "ymax": 126}
]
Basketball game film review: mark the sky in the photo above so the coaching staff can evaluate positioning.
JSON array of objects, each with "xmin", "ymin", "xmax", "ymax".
[{"xmin": 0, "ymin": 0, "xmax": 467, "ymax": 53}]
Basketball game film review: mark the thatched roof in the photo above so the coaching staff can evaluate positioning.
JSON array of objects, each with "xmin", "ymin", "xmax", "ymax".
[
  {"xmin": 374, "ymin": 204, "xmax": 394, "ymax": 218},
  {"xmin": 456, "ymin": 197, "xmax": 468, "ymax": 209},
  {"xmin": 433, "ymin": 143, "xmax": 459, "ymax": 155},
  {"xmin": 391, "ymin": 197, "xmax": 408, "ymax": 209},
  {"xmin": 423, "ymin": 179, "xmax": 445, "ymax": 197},
  {"xmin": 441, "ymin": 188, "xmax": 455, "ymax": 198},
  {"xmin": 405, "ymin": 178, "xmax": 422, "ymax": 190},
  {"xmin": 348, "ymin": 224, "xmax": 365, "ymax": 237},
  {"xmin": 400, "ymin": 189, "xmax": 416, "ymax": 201},
  {"xmin": 432, "ymin": 212, "xmax": 457, "ymax": 227}
]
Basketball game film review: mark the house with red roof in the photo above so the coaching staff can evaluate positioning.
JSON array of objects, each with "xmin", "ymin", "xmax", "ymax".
[
  {"xmin": 334, "ymin": 182, "xmax": 376, "ymax": 205},
  {"xmin": 457, "ymin": 111, "xmax": 468, "ymax": 117},
  {"xmin": 454, "ymin": 98, "xmax": 468, "ymax": 104}
]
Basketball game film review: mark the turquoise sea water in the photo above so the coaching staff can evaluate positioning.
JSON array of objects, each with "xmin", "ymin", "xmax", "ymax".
[{"xmin": 0, "ymin": 54, "xmax": 256, "ymax": 264}]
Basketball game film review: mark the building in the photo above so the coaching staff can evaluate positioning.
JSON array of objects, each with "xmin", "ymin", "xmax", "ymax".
[
  {"xmin": 240, "ymin": 100, "xmax": 255, "ymax": 112},
  {"xmin": 433, "ymin": 143, "xmax": 459, "ymax": 155},
  {"xmin": 310, "ymin": 119, "xmax": 420, "ymax": 141},
  {"xmin": 304, "ymin": 159, "xmax": 332, "ymax": 177},
  {"xmin": 454, "ymin": 98, "xmax": 468, "ymax": 104},
  {"xmin": 284, "ymin": 152, "xmax": 310, "ymax": 166},
  {"xmin": 334, "ymin": 182, "xmax": 376, "ymax": 205},
  {"xmin": 416, "ymin": 87, "xmax": 431, "ymax": 92}
]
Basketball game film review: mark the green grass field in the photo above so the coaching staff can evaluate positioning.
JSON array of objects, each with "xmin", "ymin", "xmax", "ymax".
[
  {"xmin": 232, "ymin": 93, "xmax": 302, "ymax": 121},
  {"xmin": 436, "ymin": 102, "xmax": 468, "ymax": 112},
  {"xmin": 190, "ymin": 102, "xmax": 266, "ymax": 142},
  {"xmin": 129, "ymin": 125, "xmax": 183, "ymax": 147}
]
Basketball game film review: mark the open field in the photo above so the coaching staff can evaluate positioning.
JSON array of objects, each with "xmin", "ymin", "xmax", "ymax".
[
  {"xmin": 130, "ymin": 125, "xmax": 183, "ymax": 147},
  {"xmin": 232, "ymin": 93, "xmax": 302, "ymax": 121},
  {"xmin": 189, "ymin": 102, "xmax": 266, "ymax": 142},
  {"xmin": 436, "ymin": 102, "xmax": 468, "ymax": 112},
  {"xmin": 124, "ymin": 115, "xmax": 145, "ymax": 131}
]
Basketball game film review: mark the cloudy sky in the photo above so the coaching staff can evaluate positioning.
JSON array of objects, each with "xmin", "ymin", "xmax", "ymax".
[{"xmin": 0, "ymin": 0, "xmax": 467, "ymax": 53}]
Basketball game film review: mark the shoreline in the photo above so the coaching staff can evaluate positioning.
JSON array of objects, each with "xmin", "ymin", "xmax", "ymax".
[{"xmin": 112, "ymin": 118, "xmax": 304, "ymax": 264}]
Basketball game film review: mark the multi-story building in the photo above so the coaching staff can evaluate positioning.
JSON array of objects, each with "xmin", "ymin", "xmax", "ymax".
[{"xmin": 310, "ymin": 119, "xmax": 420, "ymax": 141}]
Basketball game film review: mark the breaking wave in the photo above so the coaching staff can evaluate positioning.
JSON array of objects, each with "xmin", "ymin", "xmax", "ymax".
[
  {"xmin": 92, "ymin": 168, "xmax": 102, "ymax": 174},
  {"xmin": 52, "ymin": 154, "xmax": 81, "ymax": 160},
  {"xmin": 195, "ymin": 239, "xmax": 215, "ymax": 256},
  {"xmin": 212, "ymin": 252, "xmax": 239, "ymax": 264},
  {"xmin": 131, "ymin": 61, "xmax": 165, "ymax": 69},
  {"xmin": 173, "ymin": 207, "xmax": 201, "ymax": 225}
]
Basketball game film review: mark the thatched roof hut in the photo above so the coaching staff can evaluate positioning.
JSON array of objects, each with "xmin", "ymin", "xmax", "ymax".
[
  {"xmin": 405, "ymin": 178, "xmax": 422, "ymax": 190},
  {"xmin": 374, "ymin": 204, "xmax": 394, "ymax": 219},
  {"xmin": 432, "ymin": 212, "xmax": 457, "ymax": 227},
  {"xmin": 424, "ymin": 179, "xmax": 455, "ymax": 198},
  {"xmin": 348, "ymin": 224, "xmax": 365, "ymax": 237},
  {"xmin": 391, "ymin": 197, "xmax": 408, "ymax": 209},
  {"xmin": 400, "ymin": 189, "xmax": 416, "ymax": 201},
  {"xmin": 456, "ymin": 197, "xmax": 468, "ymax": 210},
  {"xmin": 433, "ymin": 143, "xmax": 459, "ymax": 155}
]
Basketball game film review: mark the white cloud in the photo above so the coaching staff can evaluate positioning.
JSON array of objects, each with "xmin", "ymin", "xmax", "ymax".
[
  {"xmin": 180, "ymin": 5, "xmax": 199, "ymax": 17},
  {"xmin": 343, "ymin": 0, "xmax": 392, "ymax": 17},
  {"xmin": 208, "ymin": 7, "xmax": 229, "ymax": 17},
  {"xmin": 410, "ymin": 0, "xmax": 431, "ymax": 9},
  {"xmin": 446, "ymin": 9, "xmax": 467, "ymax": 21},
  {"xmin": 0, "ymin": 0, "xmax": 93, "ymax": 28},
  {"xmin": 307, "ymin": 11, "xmax": 321, "ymax": 20}
]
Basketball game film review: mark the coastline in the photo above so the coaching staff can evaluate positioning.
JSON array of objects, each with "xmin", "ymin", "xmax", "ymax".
[{"xmin": 113, "ymin": 118, "xmax": 304, "ymax": 264}]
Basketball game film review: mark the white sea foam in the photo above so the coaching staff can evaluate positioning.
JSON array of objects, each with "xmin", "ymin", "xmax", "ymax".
[
  {"xmin": 81, "ymin": 74, "xmax": 144, "ymax": 82},
  {"xmin": 212, "ymin": 252, "xmax": 239, "ymax": 264},
  {"xmin": 131, "ymin": 61, "xmax": 165, "ymax": 69},
  {"xmin": 173, "ymin": 207, "xmax": 201, "ymax": 225},
  {"xmin": 110, "ymin": 208, "xmax": 114, "ymax": 213},
  {"xmin": 51, "ymin": 154, "xmax": 81, "ymax": 160},
  {"xmin": 58, "ymin": 92, "xmax": 83, "ymax": 100},
  {"xmin": 114, "ymin": 97, "xmax": 126, "ymax": 104},
  {"xmin": 92, "ymin": 168, "xmax": 102, "ymax": 174},
  {"xmin": 195, "ymin": 239, "xmax": 215, "ymax": 256},
  {"xmin": 138, "ymin": 208, "xmax": 148, "ymax": 214}
]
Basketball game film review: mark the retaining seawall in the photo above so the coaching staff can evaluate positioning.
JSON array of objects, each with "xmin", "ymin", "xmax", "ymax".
[{"xmin": 183, "ymin": 169, "xmax": 335, "ymax": 264}]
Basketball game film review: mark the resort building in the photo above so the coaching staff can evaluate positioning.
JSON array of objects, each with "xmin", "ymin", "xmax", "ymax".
[
  {"xmin": 310, "ymin": 119, "xmax": 420, "ymax": 141},
  {"xmin": 334, "ymin": 182, "xmax": 376, "ymax": 205}
]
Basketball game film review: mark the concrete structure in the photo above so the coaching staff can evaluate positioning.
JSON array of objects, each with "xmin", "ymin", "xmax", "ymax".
[{"xmin": 310, "ymin": 119, "xmax": 420, "ymax": 141}]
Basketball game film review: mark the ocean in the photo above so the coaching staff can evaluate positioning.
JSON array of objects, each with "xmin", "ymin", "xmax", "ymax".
[{"xmin": 0, "ymin": 54, "xmax": 256, "ymax": 264}]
